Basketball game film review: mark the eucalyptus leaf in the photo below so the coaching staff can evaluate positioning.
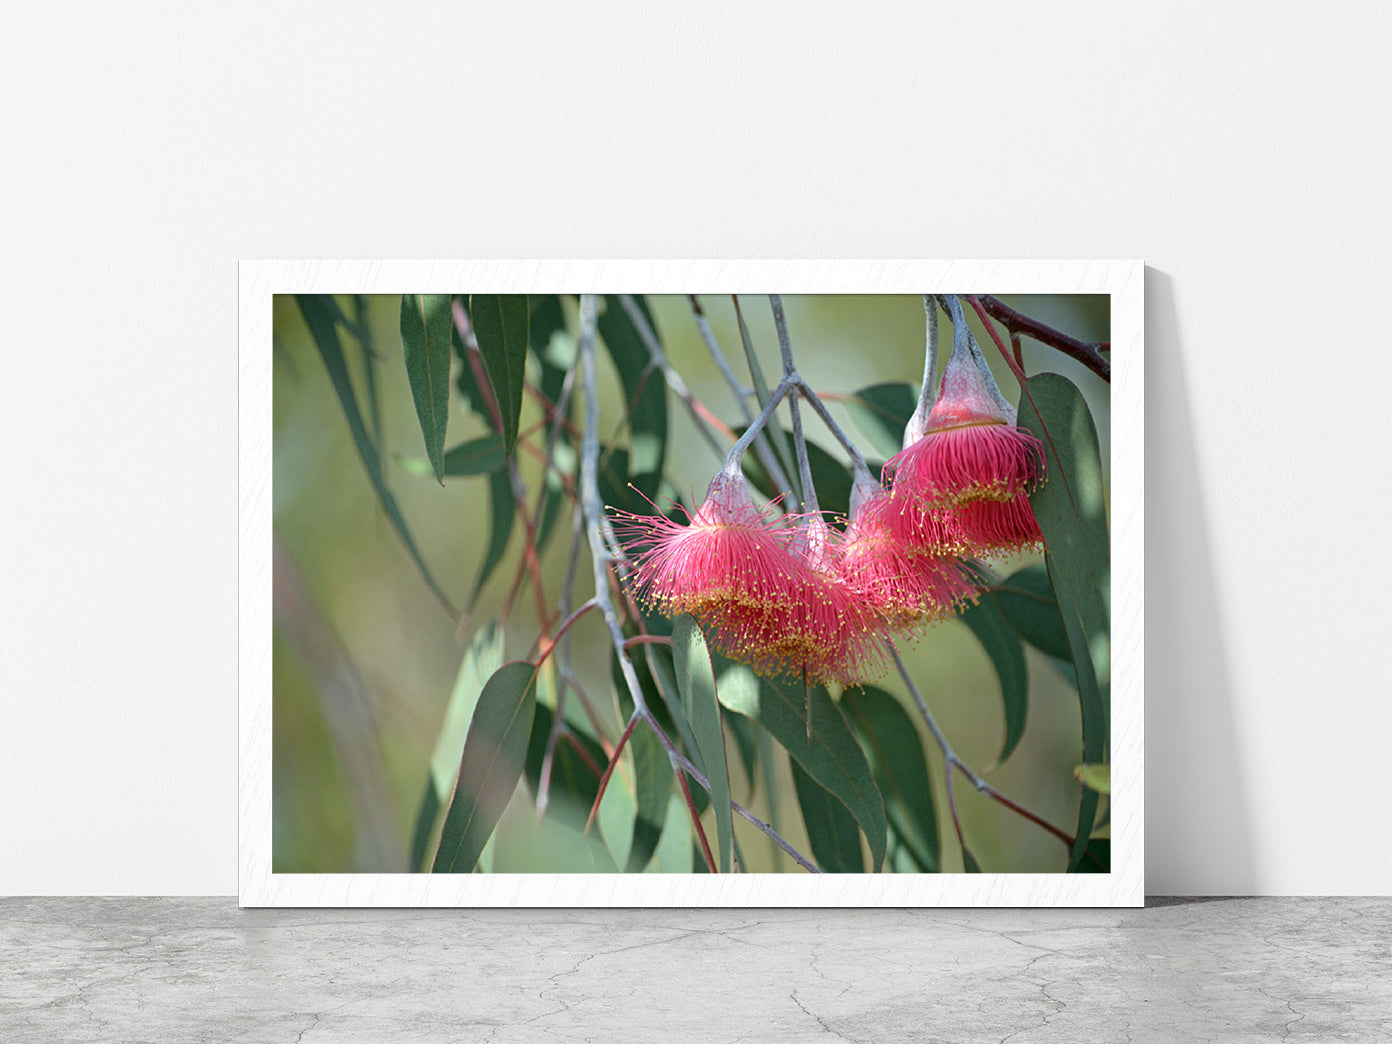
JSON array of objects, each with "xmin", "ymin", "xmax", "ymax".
[
  {"xmin": 958, "ymin": 590, "xmax": 1029, "ymax": 766},
  {"xmin": 432, "ymin": 661, "xmax": 538, "ymax": 873},
  {"xmin": 719, "ymin": 675, "xmax": 886, "ymax": 872},
  {"xmin": 993, "ymin": 563, "xmax": 1071, "ymax": 661},
  {"xmin": 400, "ymin": 294, "xmax": 454, "ymax": 482},
  {"xmin": 626, "ymin": 721, "xmax": 674, "ymax": 873},
  {"xmin": 791, "ymin": 760, "xmax": 864, "ymax": 873},
  {"xmin": 672, "ymin": 616, "xmax": 733, "ymax": 874},
  {"xmin": 408, "ymin": 622, "xmax": 506, "ymax": 871},
  {"xmin": 842, "ymin": 686, "xmax": 940, "ymax": 873},
  {"xmin": 469, "ymin": 294, "xmax": 530, "ymax": 458},
  {"xmin": 1016, "ymin": 374, "xmax": 1110, "ymax": 870}
]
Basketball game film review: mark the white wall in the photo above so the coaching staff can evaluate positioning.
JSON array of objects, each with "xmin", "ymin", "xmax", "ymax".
[{"xmin": 3, "ymin": 2, "xmax": 1388, "ymax": 896}]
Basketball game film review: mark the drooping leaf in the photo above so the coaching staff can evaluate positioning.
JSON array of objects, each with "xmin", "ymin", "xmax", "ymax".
[
  {"xmin": 396, "ymin": 434, "xmax": 507, "ymax": 479},
  {"xmin": 1056, "ymin": 558, "xmax": 1106, "ymax": 871},
  {"xmin": 408, "ymin": 622, "xmax": 506, "ymax": 870},
  {"xmin": 400, "ymin": 294, "xmax": 454, "ymax": 482},
  {"xmin": 842, "ymin": 686, "xmax": 940, "ymax": 873},
  {"xmin": 469, "ymin": 294, "xmax": 530, "ymax": 458},
  {"xmin": 958, "ymin": 588, "xmax": 1029, "ymax": 766},
  {"xmin": 992, "ymin": 563, "xmax": 1071, "ymax": 661},
  {"xmin": 1074, "ymin": 763, "xmax": 1111, "ymax": 795},
  {"xmin": 1016, "ymin": 373, "xmax": 1110, "ymax": 723},
  {"xmin": 432, "ymin": 661, "xmax": 538, "ymax": 873},
  {"xmin": 844, "ymin": 381, "xmax": 917, "ymax": 460},
  {"xmin": 295, "ymin": 295, "xmax": 456, "ymax": 615},
  {"xmin": 733, "ymin": 294, "xmax": 800, "ymax": 504},
  {"xmin": 470, "ymin": 467, "xmax": 516, "ymax": 608},
  {"xmin": 597, "ymin": 295, "xmax": 667, "ymax": 497},
  {"xmin": 791, "ymin": 759, "xmax": 864, "ymax": 873},
  {"xmin": 719, "ymin": 675, "xmax": 886, "ymax": 872},
  {"xmin": 672, "ymin": 616, "xmax": 733, "ymax": 874},
  {"xmin": 1015, "ymin": 374, "xmax": 1109, "ymax": 871},
  {"xmin": 626, "ymin": 721, "xmax": 674, "ymax": 873}
]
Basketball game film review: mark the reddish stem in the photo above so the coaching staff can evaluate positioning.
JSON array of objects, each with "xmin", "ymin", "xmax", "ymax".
[
  {"xmin": 584, "ymin": 713, "xmax": 642, "ymax": 835},
  {"xmin": 976, "ymin": 294, "xmax": 1110, "ymax": 382},
  {"xmin": 676, "ymin": 769, "xmax": 718, "ymax": 873}
]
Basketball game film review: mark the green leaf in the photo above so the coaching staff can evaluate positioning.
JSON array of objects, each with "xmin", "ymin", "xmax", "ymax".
[
  {"xmin": 844, "ymin": 381, "xmax": 917, "ymax": 460},
  {"xmin": 1074, "ymin": 763, "xmax": 1111, "ymax": 795},
  {"xmin": 399, "ymin": 294, "xmax": 454, "ymax": 482},
  {"xmin": 733, "ymin": 294, "xmax": 800, "ymax": 504},
  {"xmin": 432, "ymin": 661, "xmax": 538, "ymax": 873},
  {"xmin": 295, "ymin": 295, "xmax": 456, "ymax": 615},
  {"xmin": 791, "ymin": 760, "xmax": 864, "ymax": 873},
  {"xmin": 741, "ymin": 426, "xmax": 853, "ymax": 519},
  {"xmin": 470, "ymin": 468, "xmax": 516, "ymax": 608},
  {"xmin": 1016, "ymin": 374, "xmax": 1109, "ymax": 869},
  {"xmin": 626, "ymin": 721, "xmax": 674, "ymax": 873},
  {"xmin": 962, "ymin": 845, "xmax": 983, "ymax": 873},
  {"xmin": 992, "ymin": 563, "xmax": 1071, "ymax": 661},
  {"xmin": 672, "ymin": 616, "xmax": 733, "ymax": 874},
  {"xmin": 958, "ymin": 587, "xmax": 1029, "ymax": 766},
  {"xmin": 396, "ymin": 434, "xmax": 507, "ymax": 480},
  {"xmin": 841, "ymin": 686, "xmax": 940, "ymax": 873},
  {"xmin": 407, "ymin": 621, "xmax": 506, "ymax": 871},
  {"xmin": 719, "ymin": 674, "xmax": 886, "ymax": 872},
  {"xmin": 597, "ymin": 295, "xmax": 667, "ymax": 496},
  {"xmin": 469, "ymin": 294, "xmax": 530, "ymax": 458},
  {"xmin": 1056, "ymin": 559, "xmax": 1105, "ymax": 871}
]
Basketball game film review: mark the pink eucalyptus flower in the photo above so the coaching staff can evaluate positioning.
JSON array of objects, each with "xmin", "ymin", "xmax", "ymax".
[
  {"xmin": 885, "ymin": 348, "xmax": 1044, "ymax": 508},
  {"xmin": 841, "ymin": 474, "xmax": 978, "ymax": 629},
  {"xmin": 615, "ymin": 465, "xmax": 801, "ymax": 630}
]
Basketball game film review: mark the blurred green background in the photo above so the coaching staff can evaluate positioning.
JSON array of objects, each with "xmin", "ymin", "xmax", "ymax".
[{"xmin": 272, "ymin": 293, "xmax": 1110, "ymax": 874}]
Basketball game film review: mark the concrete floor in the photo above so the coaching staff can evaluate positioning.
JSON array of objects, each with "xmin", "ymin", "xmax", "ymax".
[{"xmin": 1, "ymin": 897, "xmax": 1388, "ymax": 1042}]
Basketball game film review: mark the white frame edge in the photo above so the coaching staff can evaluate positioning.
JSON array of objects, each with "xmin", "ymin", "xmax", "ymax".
[{"xmin": 239, "ymin": 259, "xmax": 1143, "ymax": 907}]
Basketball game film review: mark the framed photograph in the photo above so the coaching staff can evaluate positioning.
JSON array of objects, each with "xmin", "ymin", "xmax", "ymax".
[{"xmin": 241, "ymin": 260, "xmax": 1141, "ymax": 906}]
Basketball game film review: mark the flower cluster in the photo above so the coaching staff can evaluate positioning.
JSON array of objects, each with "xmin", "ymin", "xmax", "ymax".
[{"xmin": 615, "ymin": 304, "xmax": 1046, "ymax": 685}]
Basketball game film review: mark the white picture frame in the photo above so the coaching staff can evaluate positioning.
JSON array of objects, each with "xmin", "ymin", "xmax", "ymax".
[{"xmin": 240, "ymin": 260, "xmax": 1142, "ymax": 906}]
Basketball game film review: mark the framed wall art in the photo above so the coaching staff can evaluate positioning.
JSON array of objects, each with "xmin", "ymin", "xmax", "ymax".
[{"xmin": 240, "ymin": 260, "xmax": 1142, "ymax": 905}]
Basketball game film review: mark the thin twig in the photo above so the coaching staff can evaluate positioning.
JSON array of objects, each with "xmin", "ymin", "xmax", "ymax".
[
  {"xmin": 768, "ymin": 295, "xmax": 818, "ymax": 515},
  {"xmin": 664, "ymin": 749, "xmax": 821, "ymax": 874},
  {"xmin": 887, "ymin": 642, "xmax": 1078, "ymax": 851},
  {"xmin": 688, "ymin": 295, "xmax": 797, "ymax": 512},
  {"xmin": 618, "ymin": 295, "xmax": 729, "ymax": 460}
]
